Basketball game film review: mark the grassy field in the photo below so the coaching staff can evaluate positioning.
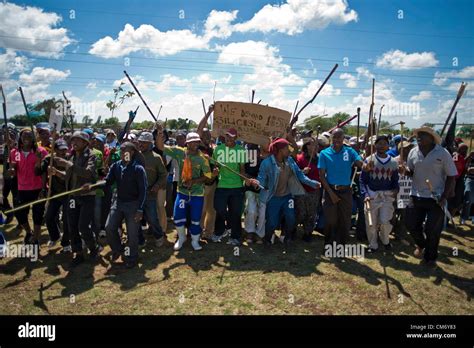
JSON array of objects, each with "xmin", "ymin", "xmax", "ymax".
[{"xmin": 0, "ymin": 215, "xmax": 472, "ymax": 315}]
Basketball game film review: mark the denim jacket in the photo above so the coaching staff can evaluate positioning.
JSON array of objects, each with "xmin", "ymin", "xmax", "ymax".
[{"xmin": 257, "ymin": 155, "xmax": 319, "ymax": 204}]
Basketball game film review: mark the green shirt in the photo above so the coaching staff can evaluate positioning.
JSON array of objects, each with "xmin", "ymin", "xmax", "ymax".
[
  {"xmin": 164, "ymin": 146, "xmax": 212, "ymax": 196},
  {"xmin": 212, "ymin": 144, "xmax": 245, "ymax": 189},
  {"xmin": 142, "ymin": 150, "xmax": 167, "ymax": 199},
  {"xmin": 92, "ymin": 148, "xmax": 105, "ymax": 197}
]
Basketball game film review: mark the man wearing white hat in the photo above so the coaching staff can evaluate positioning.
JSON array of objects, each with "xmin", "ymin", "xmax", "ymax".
[
  {"xmin": 155, "ymin": 126, "xmax": 212, "ymax": 251},
  {"xmin": 402, "ymin": 126, "xmax": 457, "ymax": 268}
]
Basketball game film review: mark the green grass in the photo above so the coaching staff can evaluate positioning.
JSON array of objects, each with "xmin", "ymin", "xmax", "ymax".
[{"xmin": 0, "ymin": 217, "xmax": 472, "ymax": 315}]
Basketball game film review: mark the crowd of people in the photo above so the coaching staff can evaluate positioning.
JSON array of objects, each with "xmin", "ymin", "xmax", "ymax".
[{"xmin": 0, "ymin": 104, "xmax": 472, "ymax": 269}]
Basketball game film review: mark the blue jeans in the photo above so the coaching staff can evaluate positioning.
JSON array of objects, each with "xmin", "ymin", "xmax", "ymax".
[
  {"xmin": 173, "ymin": 193, "xmax": 204, "ymax": 235},
  {"xmin": 106, "ymin": 200, "xmax": 141, "ymax": 261},
  {"xmin": 214, "ymin": 187, "xmax": 244, "ymax": 239},
  {"xmin": 143, "ymin": 199, "xmax": 164, "ymax": 239},
  {"xmin": 461, "ymin": 177, "xmax": 474, "ymax": 220},
  {"xmin": 264, "ymin": 194, "xmax": 295, "ymax": 241}
]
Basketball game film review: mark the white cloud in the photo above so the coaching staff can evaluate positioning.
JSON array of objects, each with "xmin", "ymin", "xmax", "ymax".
[
  {"xmin": 376, "ymin": 50, "xmax": 439, "ymax": 70},
  {"xmin": 192, "ymin": 73, "xmax": 232, "ymax": 85},
  {"xmin": 0, "ymin": 49, "xmax": 30, "ymax": 77},
  {"xmin": 217, "ymin": 41, "xmax": 305, "ymax": 100},
  {"xmin": 217, "ymin": 40, "xmax": 282, "ymax": 67},
  {"xmin": 0, "ymin": 2, "xmax": 72, "ymax": 57},
  {"xmin": 299, "ymin": 79, "xmax": 341, "ymax": 99},
  {"xmin": 234, "ymin": 0, "xmax": 358, "ymax": 35},
  {"xmin": 204, "ymin": 10, "xmax": 238, "ymax": 40},
  {"xmin": 432, "ymin": 66, "xmax": 474, "ymax": 86},
  {"xmin": 86, "ymin": 82, "xmax": 97, "ymax": 89},
  {"xmin": 19, "ymin": 67, "xmax": 70, "ymax": 85},
  {"xmin": 339, "ymin": 73, "xmax": 357, "ymax": 88},
  {"xmin": 89, "ymin": 23, "xmax": 209, "ymax": 58},
  {"xmin": 410, "ymin": 90, "xmax": 432, "ymax": 102}
]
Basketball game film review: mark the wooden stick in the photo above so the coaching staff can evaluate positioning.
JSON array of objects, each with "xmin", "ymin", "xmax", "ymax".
[
  {"xmin": 202, "ymin": 99, "xmax": 206, "ymax": 115},
  {"xmin": 365, "ymin": 200, "xmax": 373, "ymax": 227},
  {"xmin": 0, "ymin": 84, "xmax": 9, "ymax": 173},
  {"xmin": 45, "ymin": 122, "xmax": 57, "ymax": 209},
  {"xmin": 440, "ymin": 82, "xmax": 467, "ymax": 137},
  {"xmin": 307, "ymin": 126, "xmax": 321, "ymax": 166},
  {"xmin": 17, "ymin": 87, "xmax": 37, "ymax": 145},
  {"xmin": 377, "ymin": 104, "xmax": 385, "ymax": 135},
  {"xmin": 208, "ymin": 157, "xmax": 265, "ymax": 190},
  {"xmin": 369, "ymin": 78, "xmax": 375, "ymax": 157},
  {"xmin": 292, "ymin": 64, "xmax": 338, "ymax": 124},
  {"xmin": 4, "ymin": 181, "xmax": 106, "ymax": 215},
  {"xmin": 399, "ymin": 121, "xmax": 405, "ymax": 164},
  {"xmin": 156, "ymin": 105, "xmax": 163, "ymax": 119},
  {"xmin": 251, "ymin": 90, "xmax": 255, "ymax": 103},
  {"xmin": 356, "ymin": 107, "xmax": 360, "ymax": 147},
  {"xmin": 123, "ymin": 71, "xmax": 157, "ymax": 122}
]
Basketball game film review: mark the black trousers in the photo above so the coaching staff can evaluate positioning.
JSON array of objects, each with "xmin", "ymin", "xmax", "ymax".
[
  {"xmin": 1, "ymin": 175, "xmax": 19, "ymax": 212},
  {"xmin": 405, "ymin": 197, "xmax": 444, "ymax": 262},
  {"xmin": 322, "ymin": 189, "xmax": 353, "ymax": 246},
  {"xmin": 67, "ymin": 195, "xmax": 96, "ymax": 253},
  {"xmin": 45, "ymin": 196, "xmax": 70, "ymax": 246},
  {"xmin": 15, "ymin": 189, "xmax": 44, "ymax": 226},
  {"xmin": 214, "ymin": 187, "xmax": 244, "ymax": 239}
]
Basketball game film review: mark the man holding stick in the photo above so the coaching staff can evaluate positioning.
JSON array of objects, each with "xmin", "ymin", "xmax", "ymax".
[
  {"xmin": 155, "ymin": 124, "xmax": 212, "ymax": 251},
  {"xmin": 54, "ymin": 131, "xmax": 99, "ymax": 267},
  {"xmin": 401, "ymin": 127, "xmax": 457, "ymax": 268},
  {"xmin": 318, "ymin": 128, "xmax": 364, "ymax": 250},
  {"xmin": 40, "ymin": 139, "xmax": 71, "ymax": 252},
  {"xmin": 197, "ymin": 105, "xmax": 217, "ymax": 237},
  {"xmin": 99, "ymin": 142, "xmax": 147, "ymax": 269},
  {"xmin": 255, "ymin": 138, "xmax": 319, "ymax": 246},
  {"xmin": 360, "ymin": 135, "xmax": 399, "ymax": 253}
]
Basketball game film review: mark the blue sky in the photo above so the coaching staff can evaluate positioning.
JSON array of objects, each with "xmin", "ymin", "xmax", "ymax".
[{"xmin": 0, "ymin": 0, "xmax": 473, "ymax": 128}]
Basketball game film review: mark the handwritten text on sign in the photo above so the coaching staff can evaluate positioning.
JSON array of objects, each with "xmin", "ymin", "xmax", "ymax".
[
  {"xmin": 397, "ymin": 175, "xmax": 412, "ymax": 209},
  {"xmin": 213, "ymin": 101, "xmax": 291, "ymax": 145}
]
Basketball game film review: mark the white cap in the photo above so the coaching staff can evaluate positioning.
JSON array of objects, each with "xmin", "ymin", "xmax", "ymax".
[{"xmin": 185, "ymin": 132, "xmax": 201, "ymax": 144}]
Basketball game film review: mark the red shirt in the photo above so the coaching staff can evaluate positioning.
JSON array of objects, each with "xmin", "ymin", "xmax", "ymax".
[
  {"xmin": 296, "ymin": 152, "xmax": 320, "ymax": 192},
  {"xmin": 10, "ymin": 146, "xmax": 48, "ymax": 191},
  {"xmin": 453, "ymin": 153, "xmax": 466, "ymax": 179}
]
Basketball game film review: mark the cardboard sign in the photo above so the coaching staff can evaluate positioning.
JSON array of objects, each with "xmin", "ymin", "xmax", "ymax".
[
  {"xmin": 49, "ymin": 108, "xmax": 63, "ymax": 132},
  {"xmin": 212, "ymin": 101, "xmax": 291, "ymax": 145},
  {"xmin": 397, "ymin": 175, "xmax": 412, "ymax": 209}
]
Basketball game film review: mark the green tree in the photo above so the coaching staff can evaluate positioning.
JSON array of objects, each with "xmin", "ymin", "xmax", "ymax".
[
  {"xmin": 103, "ymin": 116, "xmax": 120, "ymax": 127},
  {"xmin": 82, "ymin": 115, "xmax": 93, "ymax": 128},
  {"xmin": 132, "ymin": 120, "xmax": 155, "ymax": 130},
  {"xmin": 106, "ymin": 82, "xmax": 135, "ymax": 118}
]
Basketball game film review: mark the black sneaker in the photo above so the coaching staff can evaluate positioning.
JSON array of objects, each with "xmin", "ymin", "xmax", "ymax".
[
  {"xmin": 384, "ymin": 243, "xmax": 392, "ymax": 251},
  {"xmin": 70, "ymin": 254, "xmax": 85, "ymax": 267},
  {"xmin": 366, "ymin": 246, "xmax": 378, "ymax": 253}
]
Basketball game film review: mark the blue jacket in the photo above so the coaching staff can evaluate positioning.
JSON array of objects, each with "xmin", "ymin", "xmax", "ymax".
[
  {"xmin": 105, "ymin": 159, "xmax": 147, "ymax": 212},
  {"xmin": 257, "ymin": 155, "xmax": 319, "ymax": 203}
]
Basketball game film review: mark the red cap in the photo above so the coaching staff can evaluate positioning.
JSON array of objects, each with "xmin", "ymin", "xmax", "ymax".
[{"xmin": 225, "ymin": 128, "xmax": 238, "ymax": 137}]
